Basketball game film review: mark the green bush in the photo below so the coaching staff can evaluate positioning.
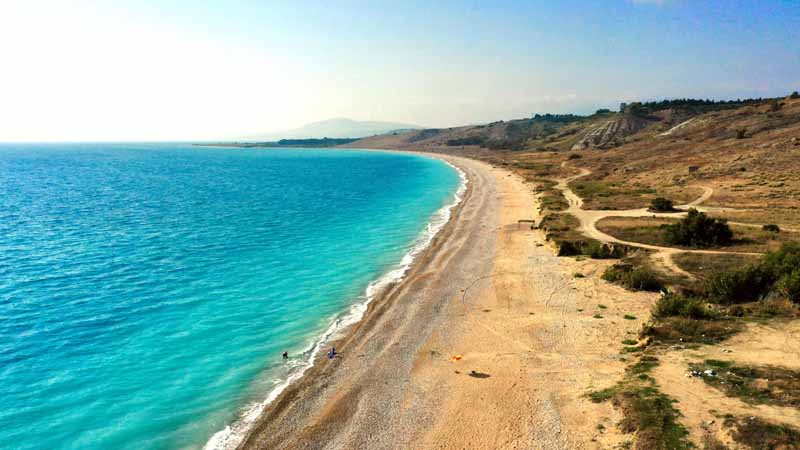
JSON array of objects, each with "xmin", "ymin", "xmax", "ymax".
[
  {"xmin": 649, "ymin": 197, "xmax": 675, "ymax": 212},
  {"xmin": 791, "ymin": 91, "xmax": 800, "ymax": 99},
  {"xmin": 663, "ymin": 208, "xmax": 733, "ymax": 248},
  {"xmin": 777, "ymin": 269, "xmax": 800, "ymax": 302},
  {"xmin": 763, "ymin": 224, "xmax": 781, "ymax": 233},
  {"xmin": 652, "ymin": 293, "xmax": 716, "ymax": 320},
  {"xmin": 603, "ymin": 263, "xmax": 664, "ymax": 292},
  {"xmin": 704, "ymin": 243, "xmax": 800, "ymax": 304},
  {"xmin": 762, "ymin": 242, "xmax": 800, "ymax": 277},
  {"xmin": 556, "ymin": 240, "xmax": 582, "ymax": 256},
  {"xmin": 705, "ymin": 265, "xmax": 774, "ymax": 304},
  {"xmin": 763, "ymin": 242, "xmax": 800, "ymax": 303},
  {"xmin": 586, "ymin": 240, "xmax": 625, "ymax": 259}
]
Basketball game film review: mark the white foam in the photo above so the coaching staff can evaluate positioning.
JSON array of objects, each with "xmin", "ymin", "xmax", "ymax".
[{"xmin": 203, "ymin": 158, "xmax": 468, "ymax": 450}]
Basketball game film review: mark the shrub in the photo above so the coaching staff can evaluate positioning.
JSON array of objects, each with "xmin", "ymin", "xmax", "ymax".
[
  {"xmin": 705, "ymin": 243, "xmax": 800, "ymax": 305},
  {"xmin": 586, "ymin": 240, "xmax": 625, "ymax": 259},
  {"xmin": 649, "ymin": 197, "xmax": 675, "ymax": 212},
  {"xmin": 446, "ymin": 136, "xmax": 486, "ymax": 146},
  {"xmin": 663, "ymin": 208, "xmax": 733, "ymax": 248},
  {"xmin": 626, "ymin": 268, "xmax": 663, "ymax": 291},
  {"xmin": 644, "ymin": 317, "xmax": 740, "ymax": 344},
  {"xmin": 762, "ymin": 224, "xmax": 781, "ymax": 233},
  {"xmin": 762, "ymin": 242, "xmax": 800, "ymax": 278},
  {"xmin": 556, "ymin": 240, "xmax": 582, "ymax": 256},
  {"xmin": 777, "ymin": 269, "xmax": 800, "ymax": 302},
  {"xmin": 705, "ymin": 265, "xmax": 774, "ymax": 304},
  {"xmin": 763, "ymin": 242, "xmax": 800, "ymax": 303},
  {"xmin": 791, "ymin": 91, "xmax": 800, "ymax": 100},
  {"xmin": 652, "ymin": 293, "xmax": 716, "ymax": 319}
]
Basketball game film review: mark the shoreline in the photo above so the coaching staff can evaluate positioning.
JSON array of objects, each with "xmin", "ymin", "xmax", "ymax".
[
  {"xmin": 204, "ymin": 150, "xmax": 470, "ymax": 450},
  {"xmin": 232, "ymin": 148, "xmax": 660, "ymax": 449},
  {"xmin": 234, "ymin": 153, "xmax": 494, "ymax": 449}
]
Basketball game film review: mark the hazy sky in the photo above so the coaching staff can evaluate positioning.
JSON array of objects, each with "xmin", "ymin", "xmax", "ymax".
[{"xmin": 1, "ymin": 0, "xmax": 798, "ymax": 141}]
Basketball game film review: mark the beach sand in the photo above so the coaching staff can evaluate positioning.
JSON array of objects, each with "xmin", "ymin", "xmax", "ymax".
[{"xmin": 239, "ymin": 155, "xmax": 656, "ymax": 450}]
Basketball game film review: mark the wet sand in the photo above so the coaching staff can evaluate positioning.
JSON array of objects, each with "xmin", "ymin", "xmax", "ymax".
[{"xmin": 239, "ymin": 155, "xmax": 656, "ymax": 450}]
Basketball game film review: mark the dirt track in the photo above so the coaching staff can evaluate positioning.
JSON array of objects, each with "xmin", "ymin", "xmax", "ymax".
[{"xmin": 557, "ymin": 163, "xmax": 765, "ymax": 279}]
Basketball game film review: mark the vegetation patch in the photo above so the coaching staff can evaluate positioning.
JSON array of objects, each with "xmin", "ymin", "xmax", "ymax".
[
  {"xmin": 663, "ymin": 209, "xmax": 733, "ymax": 248},
  {"xmin": 589, "ymin": 355, "xmax": 692, "ymax": 450},
  {"xmin": 568, "ymin": 179, "xmax": 656, "ymax": 210},
  {"xmin": 649, "ymin": 197, "xmax": 676, "ymax": 212},
  {"xmin": 584, "ymin": 240, "xmax": 627, "ymax": 259},
  {"xmin": 539, "ymin": 212, "xmax": 580, "ymax": 235},
  {"xmin": 725, "ymin": 416, "xmax": 800, "ymax": 449},
  {"xmin": 539, "ymin": 190, "xmax": 569, "ymax": 212},
  {"xmin": 642, "ymin": 316, "xmax": 740, "ymax": 344},
  {"xmin": 689, "ymin": 360, "xmax": 800, "ymax": 408},
  {"xmin": 602, "ymin": 262, "xmax": 664, "ymax": 292},
  {"xmin": 705, "ymin": 242, "xmax": 800, "ymax": 305},
  {"xmin": 651, "ymin": 293, "xmax": 717, "ymax": 320},
  {"xmin": 672, "ymin": 253, "xmax": 761, "ymax": 281},
  {"xmin": 539, "ymin": 213, "xmax": 629, "ymax": 259},
  {"xmin": 597, "ymin": 216, "xmax": 797, "ymax": 253}
]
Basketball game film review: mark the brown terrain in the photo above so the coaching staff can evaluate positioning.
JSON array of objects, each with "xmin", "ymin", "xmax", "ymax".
[
  {"xmin": 344, "ymin": 94, "xmax": 800, "ymax": 449},
  {"xmin": 240, "ymin": 95, "xmax": 800, "ymax": 449}
]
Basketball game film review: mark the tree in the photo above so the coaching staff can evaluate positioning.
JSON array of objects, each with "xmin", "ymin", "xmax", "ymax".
[
  {"xmin": 649, "ymin": 197, "xmax": 675, "ymax": 212},
  {"xmin": 790, "ymin": 91, "xmax": 800, "ymax": 99},
  {"xmin": 663, "ymin": 208, "xmax": 733, "ymax": 248}
]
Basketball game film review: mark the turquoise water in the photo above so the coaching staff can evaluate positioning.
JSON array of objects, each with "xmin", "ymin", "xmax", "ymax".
[{"xmin": 0, "ymin": 144, "xmax": 461, "ymax": 450}]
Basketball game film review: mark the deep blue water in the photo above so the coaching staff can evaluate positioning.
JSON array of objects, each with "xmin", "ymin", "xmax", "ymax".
[{"xmin": 0, "ymin": 144, "xmax": 460, "ymax": 450}]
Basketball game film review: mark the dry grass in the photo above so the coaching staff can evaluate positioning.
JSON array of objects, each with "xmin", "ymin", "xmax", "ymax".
[
  {"xmin": 672, "ymin": 253, "xmax": 762, "ymax": 280},
  {"xmin": 596, "ymin": 216, "xmax": 800, "ymax": 253},
  {"xmin": 568, "ymin": 179, "xmax": 656, "ymax": 210},
  {"xmin": 642, "ymin": 317, "xmax": 742, "ymax": 344},
  {"xmin": 690, "ymin": 360, "xmax": 800, "ymax": 408},
  {"xmin": 725, "ymin": 416, "xmax": 800, "ymax": 449},
  {"xmin": 589, "ymin": 355, "xmax": 693, "ymax": 450}
]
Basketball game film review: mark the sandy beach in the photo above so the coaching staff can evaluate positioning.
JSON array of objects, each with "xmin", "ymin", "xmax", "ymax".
[{"xmin": 239, "ymin": 154, "xmax": 657, "ymax": 450}]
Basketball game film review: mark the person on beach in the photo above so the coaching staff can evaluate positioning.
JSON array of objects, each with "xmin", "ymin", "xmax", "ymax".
[
  {"xmin": 328, "ymin": 347, "xmax": 336, "ymax": 359},
  {"xmin": 282, "ymin": 351, "xmax": 288, "ymax": 360}
]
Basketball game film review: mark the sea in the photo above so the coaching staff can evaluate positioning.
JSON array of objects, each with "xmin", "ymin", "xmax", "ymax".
[{"xmin": 0, "ymin": 143, "xmax": 464, "ymax": 450}]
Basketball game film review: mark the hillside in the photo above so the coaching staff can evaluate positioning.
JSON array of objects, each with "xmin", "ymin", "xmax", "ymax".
[
  {"xmin": 352, "ymin": 94, "xmax": 800, "ymax": 225},
  {"xmin": 350, "ymin": 94, "xmax": 800, "ymax": 449}
]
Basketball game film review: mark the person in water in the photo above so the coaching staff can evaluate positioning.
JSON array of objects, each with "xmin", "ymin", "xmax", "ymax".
[{"xmin": 282, "ymin": 351, "xmax": 288, "ymax": 360}]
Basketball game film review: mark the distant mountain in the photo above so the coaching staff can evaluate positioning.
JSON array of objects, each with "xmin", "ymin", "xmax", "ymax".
[{"xmin": 244, "ymin": 118, "xmax": 423, "ymax": 140}]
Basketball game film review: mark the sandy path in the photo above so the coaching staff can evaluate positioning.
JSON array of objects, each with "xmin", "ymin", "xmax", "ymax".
[
  {"xmin": 651, "ymin": 320, "xmax": 800, "ymax": 446},
  {"xmin": 556, "ymin": 163, "xmax": 764, "ymax": 279},
  {"xmin": 239, "ymin": 156, "xmax": 656, "ymax": 449}
]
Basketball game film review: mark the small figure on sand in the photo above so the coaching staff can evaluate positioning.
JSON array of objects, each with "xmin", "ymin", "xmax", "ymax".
[
  {"xmin": 328, "ymin": 347, "xmax": 336, "ymax": 359},
  {"xmin": 282, "ymin": 351, "xmax": 288, "ymax": 360}
]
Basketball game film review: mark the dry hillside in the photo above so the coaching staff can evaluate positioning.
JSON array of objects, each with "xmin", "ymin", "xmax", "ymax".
[{"xmin": 350, "ymin": 94, "xmax": 800, "ymax": 450}]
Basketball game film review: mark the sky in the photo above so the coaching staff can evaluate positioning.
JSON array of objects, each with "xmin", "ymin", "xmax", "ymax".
[{"xmin": 0, "ymin": 0, "xmax": 798, "ymax": 141}]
